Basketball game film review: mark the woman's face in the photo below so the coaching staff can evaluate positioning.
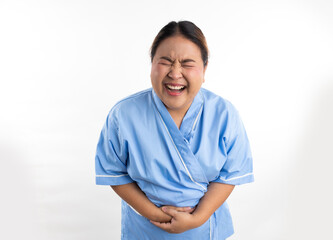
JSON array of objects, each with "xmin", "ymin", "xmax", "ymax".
[{"xmin": 150, "ymin": 35, "xmax": 207, "ymax": 116}]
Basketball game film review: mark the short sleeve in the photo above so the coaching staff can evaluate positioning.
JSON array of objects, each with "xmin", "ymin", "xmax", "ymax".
[
  {"xmin": 95, "ymin": 109, "xmax": 134, "ymax": 185},
  {"xmin": 213, "ymin": 107, "xmax": 254, "ymax": 185}
]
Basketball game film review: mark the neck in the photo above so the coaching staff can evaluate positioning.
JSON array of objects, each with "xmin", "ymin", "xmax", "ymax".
[{"xmin": 167, "ymin": 108, "xmax": 188, "ymax": 129}]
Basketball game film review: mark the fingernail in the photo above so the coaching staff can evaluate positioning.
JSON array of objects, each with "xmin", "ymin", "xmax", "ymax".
[{"xmin": 162, "ymin": 207, "xmax": 167, "ymax": 211}]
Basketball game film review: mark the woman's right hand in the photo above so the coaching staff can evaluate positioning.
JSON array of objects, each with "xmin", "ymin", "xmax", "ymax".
[{"xmin": 162, "ymin": 206, "xmax": 195, "ymax": 214}]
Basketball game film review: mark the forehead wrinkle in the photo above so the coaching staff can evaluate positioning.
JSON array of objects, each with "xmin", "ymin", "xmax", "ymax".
[
  {"xmin": 154, "ymin": 35, "xmax": 203, "ymax": 64},
  {"xmin": 159, "ymin": 48, "xmax": 192, "ymax": 60}
]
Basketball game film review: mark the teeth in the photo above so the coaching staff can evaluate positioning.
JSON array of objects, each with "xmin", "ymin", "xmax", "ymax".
[{"xmin": 166, "ymin": 84, "xmax": 185, "ymax": 90}]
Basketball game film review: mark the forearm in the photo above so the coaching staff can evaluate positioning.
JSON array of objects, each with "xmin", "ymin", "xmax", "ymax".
[
  {"xmin": 111, "ymin": 182, "xmax": 171, "ymax": 222},
  {"xmin": 192, "ymin": 182, "xmax": 235, "ymax": 227},
  {"xmin": 150, "ymin": 183, "xmax": 235, "ymax": 233}
]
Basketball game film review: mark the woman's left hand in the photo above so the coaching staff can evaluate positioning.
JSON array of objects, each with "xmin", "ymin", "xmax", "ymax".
[{"xmin": 150, "ymin": 207, "xmax": 199, "ymax": 234}]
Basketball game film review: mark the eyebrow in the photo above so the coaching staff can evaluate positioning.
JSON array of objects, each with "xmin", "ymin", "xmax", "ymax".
[
  {"xmin": 181, "ymin": 59, "xmax": 196, "ymax": 63},
  {"xmin": 160, "ymin": 56, "xmax": 173, "ymax": 62},
  {"xmin": 159, "ymin": 56, "xmax": 196, "ymax": 63}
]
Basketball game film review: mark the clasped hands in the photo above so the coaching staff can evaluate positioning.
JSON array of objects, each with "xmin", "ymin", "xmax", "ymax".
[{"xmin": 150, "ymin": 206, "xmax": 200, "ymax": 234}]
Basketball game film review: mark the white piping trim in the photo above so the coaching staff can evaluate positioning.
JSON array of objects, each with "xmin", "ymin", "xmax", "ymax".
[
  {"xmin": 191, "ymin": 91, "xmax": 204, "ymax": 132},
  {"xmin": 191, "ymin": 104, "xmax": 203, "ymax": 132},
  {"xmin": 96, "ymin": 174, "xmax": 128, "ymax": 178},
  {"xmin": 220, "ymin": 172, "xmax": 253, "ymax": 182},
  {"xmin": 157, "ymin": 111, "xmax": 206, "ymax": 191}
]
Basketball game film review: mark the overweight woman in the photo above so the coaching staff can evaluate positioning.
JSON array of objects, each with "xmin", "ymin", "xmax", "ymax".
[{"xmin": 95, "ymin": 20, "xmax": 254, "ymax": 239}]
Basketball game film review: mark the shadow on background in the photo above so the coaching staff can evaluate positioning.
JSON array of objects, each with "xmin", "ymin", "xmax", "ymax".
[{"xmin": 286, "ymin": 80, "xmax": 333, "ymax": 239}]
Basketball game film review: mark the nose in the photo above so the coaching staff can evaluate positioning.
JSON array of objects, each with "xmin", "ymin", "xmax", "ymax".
[{"xmin": 167, "ymin": 63, "xmax": 183, "ymax": 80}]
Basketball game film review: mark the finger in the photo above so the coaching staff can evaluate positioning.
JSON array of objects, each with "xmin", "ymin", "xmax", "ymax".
[
  {"xmin": 162, "ymin": 206, "xmax": 177, "ymax": 211},
  {"xmin": 187, "ymin": 207, "xmax": 195, "ymax": 214},
  {"xmin": 162, "ymin": 206, "xmax": 193, "ymax": 213},
  {"xmin": 150, "ymin": 220, "xmax": 171, "ymax": 231},
  {"xmin": 161, "ymin": 207, "xmax": 178, "ymax": 217},
  {"xmin": 175, "ymin": 207, "xmax": 191, "ymax": 212},
  {"xmin": 175, "ymin": 207, "xmax": 195, "ymax": 213}
]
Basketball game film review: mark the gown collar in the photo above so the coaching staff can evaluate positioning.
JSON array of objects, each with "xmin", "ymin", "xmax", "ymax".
[{"xmin": 151, "ymin": 88, "xmax": 204, "ymax": 141}]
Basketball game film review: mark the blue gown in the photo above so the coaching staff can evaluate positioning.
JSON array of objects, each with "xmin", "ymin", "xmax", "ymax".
[{"xmin": 95, "ymin": 88, "xmax": 254, "ymax": 239}]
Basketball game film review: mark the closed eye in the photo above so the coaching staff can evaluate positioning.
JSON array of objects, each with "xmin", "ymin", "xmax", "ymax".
[
  {"xmin": 159, "ymin": 62, "xmax": 171, "ymax": 67},
  {"xmin": 159, "ymin": 57, "xmax": 173, "ymax": 66},
  {"xmin": 181, "ymin": 59, "xmax": 196, "ymax": 68},
  {"xmin": 182, "ymin": 64, "xmax": 194, "ymax": 68}
]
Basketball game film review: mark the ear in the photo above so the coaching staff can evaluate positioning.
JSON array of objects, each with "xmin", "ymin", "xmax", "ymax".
[
  {"xmin": 203, "ymin": 62, "xmax": 208, "ymax": 83},
  {"xmin": 204, "ymin": 61, "xmax": 208, "ymax": 70}
]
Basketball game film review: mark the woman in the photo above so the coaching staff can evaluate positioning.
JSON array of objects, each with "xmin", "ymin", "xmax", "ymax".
[{"xmin": 95, "ymin": 21, "xmax": 254, "ymax": 239}]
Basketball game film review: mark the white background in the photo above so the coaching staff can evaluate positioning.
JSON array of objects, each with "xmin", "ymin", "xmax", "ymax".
[{"xmin": 1, "ymin": 0, "xmax": 332, "ymax": 239}]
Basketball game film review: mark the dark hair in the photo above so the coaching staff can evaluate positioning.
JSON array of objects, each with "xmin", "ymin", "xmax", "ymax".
[{"xmin": 150, "ymin": 21, "xmax": 209, "ymax": 66}]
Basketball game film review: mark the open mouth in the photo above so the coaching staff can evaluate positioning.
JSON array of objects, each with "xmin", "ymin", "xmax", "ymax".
[{"xmin": 165, "ymin": 84, "xmax": 186, "ymax": 95}]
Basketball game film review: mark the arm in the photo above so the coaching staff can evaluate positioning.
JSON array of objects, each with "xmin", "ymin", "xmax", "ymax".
[
  {"xmin": 192, "ymin": 182, "xmax": 235, "ymax": 226},
  {"xmin": 111, "ymin": 182, "xmax": 172, "ymax": 222},
  {"xmin": 111, "ymin": 182, "xmax": 194, "ymax": 222},
  {"xmin": 151, "ymin": 182, "xmax": 234, "ymax": 233}
]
